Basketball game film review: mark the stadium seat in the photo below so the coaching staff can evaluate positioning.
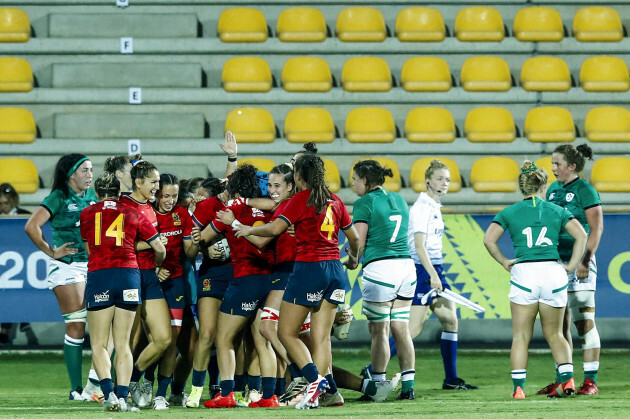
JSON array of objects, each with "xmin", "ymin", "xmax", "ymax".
[
  {"xmin": 225, "ymin": 108, "xmax": 275, "ymax": 143},
  {"xmin": 573, "ymin": 7, "xmax": 623, "ymax": 42},
  {"xmin": 217, "ymin": 8, "xmax": 268, "ymax": 42},
  {"xmin": 281, "ymin": 57, "xmax": 332, "ymax": 92},
  {"xmin": 400, "ymin": 57, "xmax": 451, "ymax": 92},
  {"xmin": 524, "ymin": 107, "xmax": 575, "ymax": 143},
  {"xmin": 284, "ymin": 107, "xmax": 335, "ymax": 143},
  {"xmin": 464, "ymin": 107, "xmax": 515, "ymax": 143},
  {"xmin": 350, "ymin": 157, "xmax": 401, "ymax": 192},
  {"xmin": 410, "ymin": 157, "xmax": 462, "ymax": 193},
  {"xmin": 534, "ymin": 156, "xmax": 555, "ymax": 187},
  {"xmin": 345, "ymin": 107, "xmax": 395, "ymax": 143},
  {"xmin": 470, "ymin": 157, "xmax": 519, "ymax": 192},
  {"xmin": 0, "ymin": 57, "xmax": 33, "ymax": 92},
  {"xmin": 395, "ymin": 7, "xmax": 446, "ymax": 42},
  {"xmin": 520, "ymin": 56, "xmax": 571, "ymax": 92},
  {"xmin": 460, "ymin": 56, "xmax": 511, "ymax": 92},
  {"xmin": 276, "ymin": 7, "xmax": 327, "ymax": 42},
  {"xmin": 341, "ymin": 57, "xmax": 392, "ymax": 92},
  {"xmin": 590, "ymin": 157, "xmax": 630, "ymax": 192},
  {"xmin": 513, "ymin": 7, "xmax": 564, "ymax": 42},
  {"xmin": 405, "ymin": 107, "xmax": 455, "ymax": 143},
  {"xmin": 580, "ymin": 56, "xmax": 630, "ymax": 92},
  {"xmin": 237, "ymin": 157, "xmax": 276, "ymax": 173},
  {"xmin": 336, "ymin": 7, "xmax": 386, "ymax": 42},
  {"xmin": 0, "ymin": 107, "xmax": 35, "ymax": 143},
  {"xmin": 0, "ymin": 8, "xmax": 30, "ymax": 42},
  {"xmin": 322, "ymin": 157, "xmax": 341, "ymax": 193},
  {"xmin": 454, "ymin": 7, "xmax": 504, "ymax": 42},
  {"xmin": 584, "ymin": 106, "xmax": 630, "ymax": 142},
  {"xmin": 0, "ymin": 158, "xmax": 38, "ymax": 193},
  {"xmin": 222, "ymin": 57, "xmax": 272, "ymax": 92}
]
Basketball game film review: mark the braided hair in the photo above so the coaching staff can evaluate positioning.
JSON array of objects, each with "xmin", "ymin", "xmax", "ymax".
[
  {"xmin": 294, "ymin": 152, "xmax": 331, "ymax": 213},
  {"xmin": 518, "ymin": 160, "xmax": 548, "ymax": 196}
]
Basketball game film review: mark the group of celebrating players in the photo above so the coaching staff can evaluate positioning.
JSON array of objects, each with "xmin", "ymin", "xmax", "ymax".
[{"xmin": 23, "ymin": 131, "xmax": 602, "ymax": 411}]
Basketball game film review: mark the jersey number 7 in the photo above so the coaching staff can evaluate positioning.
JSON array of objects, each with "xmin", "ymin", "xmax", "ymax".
[{"xmin": 94, "ymin": 213, "xmax": 125, "ymax": 246}]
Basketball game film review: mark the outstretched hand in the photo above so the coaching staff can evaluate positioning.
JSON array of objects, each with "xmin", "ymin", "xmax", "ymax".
[{"xmin": 220, "ymin": 130, "xmax": 238, "ymax": 158}]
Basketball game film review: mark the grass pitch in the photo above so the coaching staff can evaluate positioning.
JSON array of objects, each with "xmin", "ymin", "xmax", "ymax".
[{"xmin": 0, "ymin": 349, "xmax": 628, "ymax": 418}]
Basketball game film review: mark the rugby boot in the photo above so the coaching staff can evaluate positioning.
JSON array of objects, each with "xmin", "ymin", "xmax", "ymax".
[
  {"xmin": 536, "ymin": 381, "xmax": 557, "ymax": 395},
  {"xmin": 295, "ymin": 375, "xmax": 328, "ymax": 409},
  {"xmin": 319, "ymin": 391, "xmax": 344, "ymax": 407},
  {"xmin": 576, "ymin": 378, "xmax": 599, "ymax": 395},
  {"xmin": 397, "ymin": 389, "xmax": 416, "ymax": 400},
  {"xmin": 249, "ymin": 395, "xmax": 280, "ymax": 408},
  {"xmin": 547, "ymin": 378, "xmax": 575, "ymax": 398},
  {"xmin": 102, "ymin": 392, "xmax": 119, "ymax": 412},
  {"xmin": 203, "ymin": 392, "xmax": 237, "ymax": 408},
  {"xmin": 185, "ymin": 385, "xmax": 202, "ymax": 408},
  {"xmin": 512, "ymin": 386, "xmax": 525, "ymax": 399},
  {"xmin": 443, "ymin": 378, "xmax": 478, "ymax": 390},
  {"xmin": 168, "ymin": 391, "xmax": 187, "ymax": 407},
  {"xmin": 279, "ymin": 377, "xmax": 308, "ymax": 403}
]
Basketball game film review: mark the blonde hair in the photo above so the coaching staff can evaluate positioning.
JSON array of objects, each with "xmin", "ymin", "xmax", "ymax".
[
  {"xmin": 518, "ymin": 160, "xmax": 548, "ymax": 196},
  {"xmin": 425, "ymin": 159, "xmax": 449, "ymax": 181}
]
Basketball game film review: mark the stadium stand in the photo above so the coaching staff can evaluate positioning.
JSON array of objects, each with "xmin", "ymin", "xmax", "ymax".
[
  {"xmin": 276, "ymin": 7, "xmax": 327, "ymax": 42},
  {"xmin": 284, "ymin": 107, "xmax": 335, "ymax": 143},
  {"xmin": 524, "ymin": 107, "xmax": 576, "ymax": 143},
  {"xmin": 579, "ymin": 56, "xmax": 630, "ymax": 92},
  {"xmin": 395, "ymin": 7, "xmax": 446, "ymax": 42},
  {"xmin": 0, "ymin": 107, "xmax": 36, "ymax": 143},
  {"xmin": 0, "ymin": 158, "xmax": 39, "ymax": 194},
  {"xmin": 459, "ymin": 56, "xmax": 511, "ymax": 92},
  {"xmin": 335, "ymin": 7, "xmax": 386, "ymax": 42},
  {"xmin": 222, "ymin": 57, "xmax": 272, "ymax": 92},
  {"xmin": 584, "ymin": 106, "xmax": 630, "ymax": 142},
  {"xmin": 572, "ymin": 6, "xmax": 624, "ymax": 42},
  {"xmin": 341, "ymin": 56, "xmax": 391, "ymax": 92},
  {"xmin": 512, "ymin": 7, "xmax": 564, "ymax": 42},
  {"xmin": 464, "ymin": 107, "xmax": 516, "ymax": 143},
  {"xmin": 0, "ymin": 56, "xmax": 33, "ymax": 92},
  {"xmin": 590, "ymin": 157, "xmax": 630, "ymax": 192},
  {"xmin": 217, "ymin": 8, "xmax": 268, "ymax": 43},
  {"xmin": 400, "ymin": 57, "xmax": 452, "ymax": 92},
  {"xmin": 470, "ymin": 157, "xmax": 519, "ymax": 193},
  {"xmin": 224, "ymin": 107, "xmax": 276, "ymax": 143},
  {"xmin": 0, "ymin": 8, "xmax": 30, "ymax": 42},
  {"xmin": 237, "ymin": 157, "xmax": 276, "ymax": 173},
  {"xmin": 534, "ymin": 156, "xmax": 555, "ymax": 187},
  {"xmin": 454, "ymin": 7, "xmax": 505, "ymax": 42},
  {"xmin": 520, "ymin": 56, "xmax": 571, "ymax": 91},
  {"xmin": 410, "ymin": 157, "xmax": 462, "ymax": 193},
  {"xmin": 350, "ymin": 157, "xmax": 401, "ymax": 192},
  {"xmin": 405, "ymin": 107, "xmax": 456, "ymax": 143},
  {"xmin": 281, "ymin": 57, "xmax": 332, "ymax": 92},
  {"xmin": 345, "ymin": 107, "xmax": 395, "ymax": 143},
  {"xmin": 322, "ymin": 157, "xmax": 342, "ymax": 193}
]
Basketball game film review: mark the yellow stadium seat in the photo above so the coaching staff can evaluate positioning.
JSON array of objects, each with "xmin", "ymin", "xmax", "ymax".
[
  {"xmin": 276, "ymin": 7, "xmax": 327, "ymax": 42},
  {"xmin": 0, "ymin": 158, "xmax": 38, "ymax": 193},
  {"xmin": 345, "ymin": 107, "xmax": 395, "ymax": 143},
  {"xmin": 460, "ymin": 56, "xmax": 511, "ymax": 92},
  {"xmin": 410, "ymin": 157, "xmax": 462, "ymax": 193},
  {"xmin": 322, "ymin": 157, "xmax": 341, "ymax": 193},
  {"xmin": 217, "ymin": 8, "xmax": 267, "ymax": 42},
  {"xmin": 395, "ymin": 7, "xmax": 446, "ymax": 42},
  {"xmin": 336, "ymin": 7, "xmax": 386, "ymax": 42},
  {"xmin": 0, "ymin": 57, "xmax": 33, "ymax": 92},
  {"xmin": 222, "ymin": 57, "xmax": 272, "ymax": 92},
  {"xmin": 225, "ymin": 107, "xmax": 275, "ymax": 143},
  {"xmin": 534, "ymin": 157, "xmax": 555, "ymax": 187},
  {"xmin": 590, "ymin": 157, "xmax": 630, "ymax": 192},
  {"xmin": 513, "ymin": 7, "xmax": 564, "ymax": 42},
  {"xmin": 341, "ymin": 57, "xmax": 391, "ymax": 92},
  {"xmin": 580, "ymin": 56, "xmax": 629, "ymax": 92},
  {"xmin": 237, "ymin": 157, "xmax": 276, "ymax": 173},
  {"xmin": 470, "ymin": 157, "xmax": 519, "ymax": 192},
  {"xmin": 0, "ymin": 107, "xmax": 35, "ymax": 143},
  {"xmin": 454, "ymin": 7, "xmax": 504, "ymax": 42},
  {"xmin": 520, "ymin": 56, "xmax": 571, "ymax": 92},
  {"xmin": 405, "ymin": 107, "xmax": 455, "ymax": 143},
  {"xmin": 464, "ymin": 107, "xmax": 515, "ymax": 143},
  {"xmin": 281, "ymin": 57, "xmax": 332, "ymax": 92},
  {"xmin": 401, "ymin": 57, "xmax": 451, "ymax": 92},
  {"xmin": 573, "ymin": 7, "xmax": 623, "ymax": 42},
  {"xmin": 284, "ymin": 107, "xmax": 335, "ymax": 143},
  {"xmin": 584, "ymin": 106, "xmax": 630, "ymax": 142},
  {"xmin": 350, "ymin": 157, "xmax": 401, "ymax": 192},
  {"xmin": 0, "ymin": 8, "xmax": 30, "ymax": 42},
  {"xmin": 525, "ymin": 107, "xmax": 575, "ymax": 143}
]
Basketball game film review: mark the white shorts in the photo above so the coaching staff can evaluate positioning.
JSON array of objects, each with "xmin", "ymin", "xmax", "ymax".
[
  {"xmin": 47, "ymin": 259, "xmax": 87, "ymax": 290},
  {"xmin": 508, "ymin": 261, "xmax": 568, "ymax": 308},
  {"xmin": 567, "ymin": 255, "xmax": 597, "ymax": 292},
  {"xmin": 361, "ymin": 258, "xmax": 416, "ymax": 303}
]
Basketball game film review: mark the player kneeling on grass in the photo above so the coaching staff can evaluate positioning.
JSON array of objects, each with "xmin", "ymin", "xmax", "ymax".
[
  {"xmin": 484, "ymin": 160, "xmax": 587, "ymax": 399},
  {"xmin": 80, "ymin": 173, "xmax": 166, "ymax": 412}
]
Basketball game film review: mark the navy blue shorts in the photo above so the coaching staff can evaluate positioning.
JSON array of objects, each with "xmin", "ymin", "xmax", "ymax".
[
  {"xmin": 86, "ymin": 268, "xmax": 141, "ymax": 310},
  {"xmin": 160, "ymin": 276, "xmax": 186, "ymax": 309},
  {"xmin": 411, "ymin": 264, "xmax": 451, "ymax": 306},
  {"xmin": 270, "ymin": 262, "xmax": 294, "ymax": 291},
  {"xmin": 197, "ymin": 263, "xmax": 233, "ymax": 300},
  {"xmin": 283, "ymin": 260, "xmax": 346, "ymax": 307},
  {"xmin": 141, "ymin": 268, "xmax": 165, "ymax": 301},
  {"xmin": 220, "ymin": 274, "xmax": 272, "ymax": 316}
]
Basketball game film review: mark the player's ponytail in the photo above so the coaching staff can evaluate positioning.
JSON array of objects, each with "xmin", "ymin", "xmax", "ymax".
[
  {"xmin": 94, "ymin": 172, "xmax": 120, "ymax": 200},
  {"xmin": 518, "ymin": 160, "xmax": 548, "ymax": 196},
  {"xmin": 554, "ymin": 144, "xmax": 594, "ymax": 174},
  {"xmin": 295, "ymin": 152, "xmax": 331, "ymax": 213},
  {"xmin": 353, "ymin": 159, "xmax": 392, "ymax": 191}
]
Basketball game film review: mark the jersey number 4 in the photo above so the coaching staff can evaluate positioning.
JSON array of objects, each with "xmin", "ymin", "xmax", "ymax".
[
  {"xmin": 320, "ymin": 204, "xmax": 336, "ymax": 240},
  {"xmin": 521, "ymin": 226, "xmax": 552, "ymax": 248},
  {"xmin": 94, "ymin": 213, "xmax": 125, "ymax": 246}
]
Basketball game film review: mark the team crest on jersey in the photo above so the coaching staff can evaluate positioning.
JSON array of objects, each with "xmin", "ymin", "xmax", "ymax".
[
  {"xmin": 123, "ymin": 289, "xmax": 139, "ymax": 302},
  {"xmin": 565, "ymin": 193, "xmax": 575, "ymax": 202},
  {"xmin": 172, "ymin": 212, "xmax": 182, "ymax": 226},
  {"xmin": 203, "ymin": 278, "xmax": 211, "ymax": 291},
  {"xmin": 94, "ymin": 290, "xmax": 110, "ymax": 303},
  {"xmin": 330, "ymin": 289, "xmax": 346, "ymax": 303}
]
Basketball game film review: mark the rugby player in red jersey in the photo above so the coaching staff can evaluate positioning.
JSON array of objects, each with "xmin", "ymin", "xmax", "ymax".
[{"xmin": 80, "ymin": 172, "xmax": 166, "ymax": 412}]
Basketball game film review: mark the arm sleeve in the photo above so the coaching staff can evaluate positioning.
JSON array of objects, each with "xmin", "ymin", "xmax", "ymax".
[
  {"xmin": 338, "ymin": 200, "xmax": 353, "ymax": 230},
  {"xmin": 137, "ymin": 211, "xmax": 159, "ymax": 243},
  {"xmin": 192, "ymin": 200, "xmax": 213, "ymax": 228},
  {"xmin": 277, "ymin": 193, "xmax": 305, "ymax": 226},
  {"xmin": 409, "ymin": 202, "xmax": 431, "ymax": 234},
  {"xmin": 40, "ymin": 191, "xmax": 61, "ymax": 218},
  {"xmin": 580, "ymin": 183, "xmax": 602, "ymax": 209},
  {"xmin": 182, "ymin": 209, "xmax": 193, "ymax": 238},
  {"xmin": 560, "ymin": 208, "xmax": 575, "ymax": 228},
  {"xmin": 351, "ymin": 196, "xmax": 370, "ymax": 223}
]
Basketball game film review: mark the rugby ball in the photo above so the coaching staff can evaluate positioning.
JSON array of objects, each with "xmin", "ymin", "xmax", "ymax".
[{"xmin": 214, "ymin": 238, "xmax": 230, "ymax": 262}]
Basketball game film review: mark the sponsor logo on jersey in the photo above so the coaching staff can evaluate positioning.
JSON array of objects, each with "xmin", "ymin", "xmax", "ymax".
[
  {"xmin": 306, "ymin": 290, "xmax": 324, "ymax": 302},
  {"xmin": 172, "ymin": 212, "xmax": 182, "ymax": 226},
  {"xmin": 103, "ymin": 201, "xmax": 117, "ymax": 210},
  {"xmin": 566, "ymin": 193, "xmax": 575, "ymax": 202},
  {"xmin": 68, "ymin": 203, "xmax": 79, "ymax": 211},
  {"xmin": 94, "ymin": 290, "xmax": 110, "ymax": 303},
  {"xmin": 161, "ymin": 229, "xmax": 183, "ymax": 238},
  {"xmin": 241, "ymin": 300, "xmax": 259, "ymax": 312},
  {"xmin": 202, "ymin": 278, "xmax": 211, "ymax": 291},
  {"xmin": 123, "ymin": 289, "xmax": 139, "ymax": 302},
  {"xmin": 330, "ymin": 289, "xmax": 346, "ymax": 303}
]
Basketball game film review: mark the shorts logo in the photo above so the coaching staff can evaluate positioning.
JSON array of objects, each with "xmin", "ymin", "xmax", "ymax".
[
  {"xmin": 565, "ymin": 193, "xmax": 575, "ymax": 202},
  {"xmin": 203, "ymin": 278, "xmax": 211, "ymax": 292},
  {"xmin": 176, "ymin": 296, "xmax": 184, "ymax": 301},
  {"xmin": 123, "ymin": 289, "xmax": 139, "ymax": 302},
  {"xmin": 94, "ymin": 290, "xmax": 110, "ymax": 303},
  {"xmin": 272, "ymin": 277, "xmax": 281, "ymax": 284},
  {"xmin": 330, "ymin": 289, "xmax": 346, "ymax": 303},
  {"xmin": 306, "ymin": 290, "xmax": 324, "ymax": 303},
  {"xmin": 172, "ymin": 212, "xmax": 182, "ymax": 226},
  {"xmin": 241, "ymin": 301, "xmax": 259, "ymax": 312}
]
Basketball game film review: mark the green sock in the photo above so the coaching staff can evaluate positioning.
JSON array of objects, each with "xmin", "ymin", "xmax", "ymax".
[
  {"xmin": 63, "ymin": 335, "xmax": 84, "ymax": 390},
  {"xmin": 402, "ymin": 379, "xmax": 414, "ymax": 392},
  {"xmin": 556, "ymin": 364, "xmax": 573, "ymax": 383},
  {"xmin": 585, "ymin": 370, "xmax": 597, "ymax": 383},
  {"xmin": 364, "ymin": 380, "xmax": 378, "ymax": 396},
  {"xmin": 511, "ymin": 370, "xmax": 526, "ymax": 392}
]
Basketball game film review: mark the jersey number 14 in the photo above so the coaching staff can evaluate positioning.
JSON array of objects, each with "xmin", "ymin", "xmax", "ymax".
[{"xmin": 94, "ymin": 213, "xmax": 125, "ymax": 246}]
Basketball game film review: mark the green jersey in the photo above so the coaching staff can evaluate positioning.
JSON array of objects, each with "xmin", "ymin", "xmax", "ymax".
[
  {"xmin": 546, "ymin": 178, "xmax": 601, "ymax": 260},
  {"xmin": 41, "ymin": 188, "xmax": 98, "ymax": 263},
  {"xmin": 352, "ymin": 188, "xmax": 410, "ymax": 266},
  {"xmin": 493, "ymin": 197, "xmax": 574, "ymax": 263}
]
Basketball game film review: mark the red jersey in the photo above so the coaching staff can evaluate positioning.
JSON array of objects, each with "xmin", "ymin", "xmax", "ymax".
[
  {"xmin": 211, "ymin": 204, "xmax": 273, "ymax": 278},
  {"xmin": 277, "ymin": 190, "xmax": 352, "ymax": 262},
  {"xmin": 271, "ymin": 199, "xmax": 297, "ymax": 265},
  {"xmin": 155, "ymin": 206, "xmax": 194, "ymax": 278},
  {"xmin": 80, "ymin": 199, "xmax": 159, "ymax": 272},
  {"xmin": 120, "ymin": 194, "xmax": 159, "ymax": 269},
  {"xmin": 192, "ymin": 196, "xmax": 226, "ymax": 228}
]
